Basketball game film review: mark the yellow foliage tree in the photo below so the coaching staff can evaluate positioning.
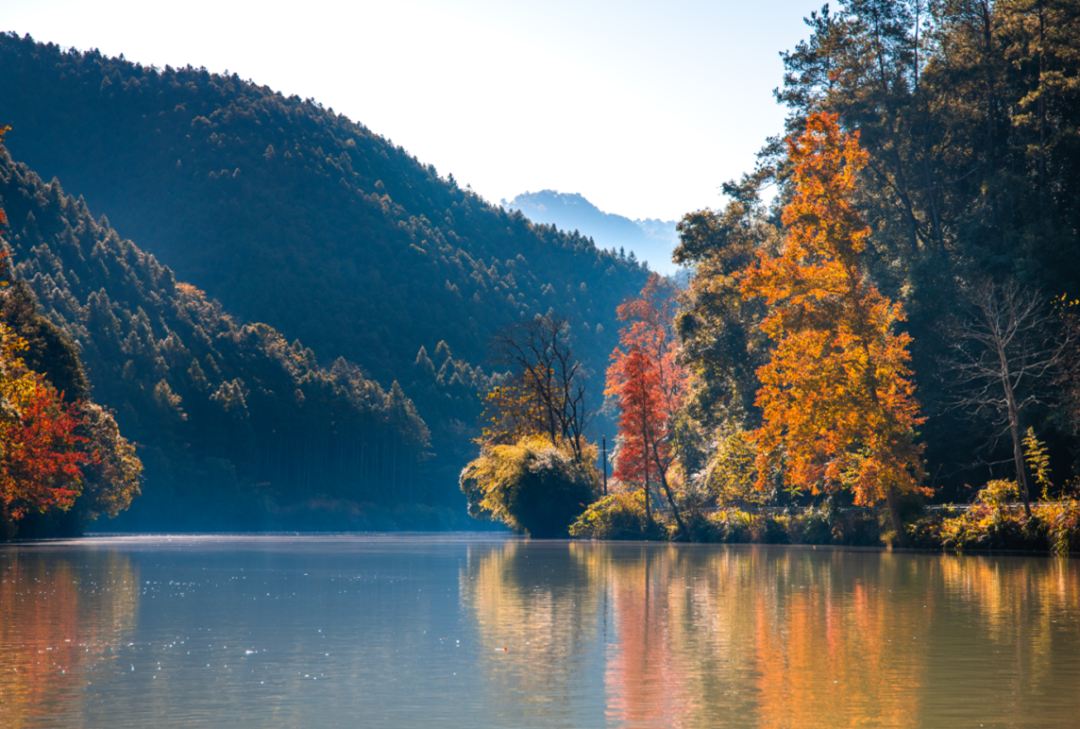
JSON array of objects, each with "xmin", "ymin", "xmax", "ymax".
[{"xmin": 740, "ymin": 112, "xmax": 927, "ymax": 543}]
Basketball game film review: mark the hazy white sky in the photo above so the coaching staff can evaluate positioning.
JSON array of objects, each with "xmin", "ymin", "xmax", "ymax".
[{"xmin": 4, "ymin": 0, "xmax": 816, "ymax": 221}]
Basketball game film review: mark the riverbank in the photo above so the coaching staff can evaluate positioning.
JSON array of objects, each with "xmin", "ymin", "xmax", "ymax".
[{"xmin": 569, "ymin": 487, "xmax": 1080, "ymax": 555}]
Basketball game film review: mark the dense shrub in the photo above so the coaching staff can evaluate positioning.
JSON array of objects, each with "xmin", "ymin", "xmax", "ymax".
[
  {"xmin": 679, "ymin": 509, "xmax": 789, "ymax": 544},
  {"xmin": 569, "ymin": 492, "xmax": 666, "ymax": 540},
  {"xmin": 460, "ymin": 435, "xmax": 599, "ymax": 538},
  {"xmin": 911, "ymin": 480, "xmax": 1080, "ymax": 553},
  {"xmin": 789, "ymin": 508, "xmax": 833, "ymax": 545},
  {"xmin": 565, "ymin": 478, "xmax": 1080, "ymax": 553}
]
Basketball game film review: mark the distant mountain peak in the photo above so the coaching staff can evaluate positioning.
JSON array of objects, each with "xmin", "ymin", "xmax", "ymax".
[{"xmin": 503, "ymin": 190, "xmax": 681, "ymax": 276}]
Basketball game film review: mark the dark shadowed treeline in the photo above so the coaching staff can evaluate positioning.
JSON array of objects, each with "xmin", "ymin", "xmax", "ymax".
[
  {"xmin": 0, "ymin": 149, "xmax": 432, "ymax": 531},
  {"xmin": 0, "ymin": 33, "xmax": 649, "ymax": 474}
]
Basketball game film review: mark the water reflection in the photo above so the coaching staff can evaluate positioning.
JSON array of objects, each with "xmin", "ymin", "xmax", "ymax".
[
  {"xmin": 0, "ymin": 550, "xmax": 139, "ymax": 728},
  {"xmin": 461, "ymin": 541, "xmax": 607, "ymax": 727},
  {"xmin": 2, "ymin": 538, "xmax": 1079, "ymax": 728},
  {"xmin": 464, "ymin": 543, "xmax": 1080, "ymax": 729}
]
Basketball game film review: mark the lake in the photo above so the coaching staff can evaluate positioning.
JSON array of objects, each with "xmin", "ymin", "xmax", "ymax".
[{"xmin": 1, "ymin": 535, "xmax": 1078, "ymax": 728}]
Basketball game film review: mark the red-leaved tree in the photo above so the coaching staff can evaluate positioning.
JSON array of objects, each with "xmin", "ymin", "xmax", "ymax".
[
  {"xmin": 606, "ymin": 274, "xmax": 688, "ymax": 533},
  {"xmin": 0, "ymin": 379, "xmax": 88, "ymax": 521}
]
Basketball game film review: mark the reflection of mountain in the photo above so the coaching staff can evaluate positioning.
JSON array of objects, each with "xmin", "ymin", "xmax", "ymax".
[
  {"xmin": 0, "ymin": 552, "xmax": 139, "ymax": 727},
  {"xmin": 503, "ymin": 191, "xmax": 680, "ymax": 276}
]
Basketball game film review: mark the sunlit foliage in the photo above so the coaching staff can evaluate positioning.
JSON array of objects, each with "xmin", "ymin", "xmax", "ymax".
[
  {"xmin": 740, "ymin": 113, "xmax": 927, "ymax": 539},
  {"xmin": 459, "ymin": 434, "xmax": 599, "ymax": 538}
]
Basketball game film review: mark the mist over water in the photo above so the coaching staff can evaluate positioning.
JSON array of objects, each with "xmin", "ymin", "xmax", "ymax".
[{"xmin": 2, "ymin": 536, "xmax": 1079, "ymax": 728}]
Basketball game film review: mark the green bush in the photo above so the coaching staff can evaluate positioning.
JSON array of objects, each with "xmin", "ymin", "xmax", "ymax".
[
  {"xmin": 935, "ymin": 481, "xmax": 1050, "ymax": 552},
  {"xmin": 569, "ymin": 492, "xmax": 666, "ymax": 540},
  {"xmin": 460, "ymin": 435, "xmax": 599, "ymax": 538},
  {"xmin": 790, "ymin": 508, "xmax": 833, "ymax": 544}
]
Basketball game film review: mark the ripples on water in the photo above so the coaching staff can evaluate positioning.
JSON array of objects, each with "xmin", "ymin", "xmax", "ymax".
[{"xmin": 1, "ymin": 535, "xmax": 1078, "ymax": 728}]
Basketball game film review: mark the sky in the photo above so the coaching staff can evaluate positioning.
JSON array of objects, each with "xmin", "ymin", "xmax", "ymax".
[{"xmin": 4, "ymin": 0, "xmax": 818, "ymax": 222}]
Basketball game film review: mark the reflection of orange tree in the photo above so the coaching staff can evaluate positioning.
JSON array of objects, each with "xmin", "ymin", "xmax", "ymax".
[
  {"xmin": 602, "ymin": 547, "xmax": 929, "ymax": 729},
  {"xmin": 461, "ymin": 541, "xmax": 603, "ymax": 721},
  {"xmin": 0, "ymin": 552, "xmax": 139, "ymax": 728},
  {"xmin": 752, "ymin": 552, "xmax": 926, "ymax": 729}
]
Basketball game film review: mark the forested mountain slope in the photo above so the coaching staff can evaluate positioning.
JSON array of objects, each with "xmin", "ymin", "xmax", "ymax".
[
  {"xmin": 0, "ymin": 34, "xmax": 648, "ymax": 420},
  {"xmin": 0, "ymin": 149, "xmax": 433, "ymax": 530}
]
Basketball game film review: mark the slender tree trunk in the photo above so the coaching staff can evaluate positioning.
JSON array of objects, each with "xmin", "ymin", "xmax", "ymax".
[
  {"xmin": 602, "ymin": 436, "xmax": 608, "ymax": 496},
  {"xmin": 999, "ymin": 344, "xmax": 1033, "ymax": 516},
  {"xmin": 1038, "ymin": 4, "xmax": 1047, "ymax": 191},
  {"xmin": 885, "ymin": 484, "xmax": 908, "ymax": 547},
  {"xmin": 653, "ymin": 442, "xmax": 688, "ymax": 540},
  {"xmin": 644, "ymin": 470, "xmax": 651, "ymax": 524},
  {"xmin": 1006, "ymin": 390, "xmax": 1032, "ymax": 516},
  {"xmin": 980, "ymin": 1, "xmax": 997, "ymax": 170}
]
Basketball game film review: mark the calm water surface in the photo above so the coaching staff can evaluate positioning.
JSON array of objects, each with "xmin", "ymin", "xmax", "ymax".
[{"xmin": 1, "ymin": 535, "xmax": 1078, "ymax": 728}]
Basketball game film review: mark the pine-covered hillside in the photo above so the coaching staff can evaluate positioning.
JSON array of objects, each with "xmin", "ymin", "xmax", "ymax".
[
  {"xmin": 0, "ymin": 148, "xmax": 435, "ymax": 531},
  {"xmin": 0, "ymin": 34, "xmax": 649, "ymax": 420}
]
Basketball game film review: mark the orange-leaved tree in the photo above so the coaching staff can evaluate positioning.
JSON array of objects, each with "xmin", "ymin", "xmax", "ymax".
[
  {"xmin": 740, "ymin": 112, "xmax": 926, "ymax": 543},
  {"xmin": 606, "ymin": 273, "xmax": 688, "ymax": 534}
]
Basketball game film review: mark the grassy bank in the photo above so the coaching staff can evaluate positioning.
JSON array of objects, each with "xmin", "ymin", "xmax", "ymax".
[{"xmin": 570, "ymin": 483, "xmax": 1080, "ymax": 555}]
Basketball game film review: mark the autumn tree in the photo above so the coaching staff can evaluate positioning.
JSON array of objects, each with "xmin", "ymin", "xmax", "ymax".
[
  {"xmin": 0, "ymin": 321, "xmax": 88, "ymax": 529},
  {"xmin": 740, "ymin": 112, "xmax": 927, "ymax": 544},
  {"xmin": 607, "ymin": 274, "xmax": 689, "ymax": 535},
  {"xmin": 78, "ymin": 403, "xmax": 143, "ymax": 520}
]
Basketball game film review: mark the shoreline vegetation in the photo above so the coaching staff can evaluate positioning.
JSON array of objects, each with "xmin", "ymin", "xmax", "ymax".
[{"xmin": 568, "ymin": 487, "xmax": 1080, "ymax": 556}]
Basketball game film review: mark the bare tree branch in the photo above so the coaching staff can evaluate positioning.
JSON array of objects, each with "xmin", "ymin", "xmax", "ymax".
[
  {"xmin": 489, "ymin": 313, "xmax": 592, "ymax": 461},
  {"xmin": 940, "ymin": 280, "xmax": 1070, "ymax": 514}
]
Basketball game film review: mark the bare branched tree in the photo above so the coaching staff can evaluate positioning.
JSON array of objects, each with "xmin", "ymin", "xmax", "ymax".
[
  {"xmin": 941, "ymin": 281, "xmax": 1070, "ymax": 515},
  {"xmin": 490, "ymin": 313, "xmax": 590, "ymax": 461}
]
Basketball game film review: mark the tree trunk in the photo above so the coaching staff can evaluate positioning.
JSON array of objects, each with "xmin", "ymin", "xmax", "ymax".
[
  {"xmin": 885, "ymin": 484, "xmax": 908, "ymax": 548},
  {"xmin": 653, "ymin": 442, "xmax": 688, "ymax": 541},
  {"xmin": 644, "ymin": 469, "xmax": 651, "ymax": 524},
  {"xmin": 1007, "ymin": 401, "xmax": 1032, "ymax": 517},
  {"xmin": 1000, "ymin": 349, "xmax": 1033, "ymax": 516}
]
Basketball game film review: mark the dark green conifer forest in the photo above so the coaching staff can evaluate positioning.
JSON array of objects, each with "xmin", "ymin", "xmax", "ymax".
[{"xmin": 0, "ymin": 150, "xmax": 435, "ymax": 530}]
